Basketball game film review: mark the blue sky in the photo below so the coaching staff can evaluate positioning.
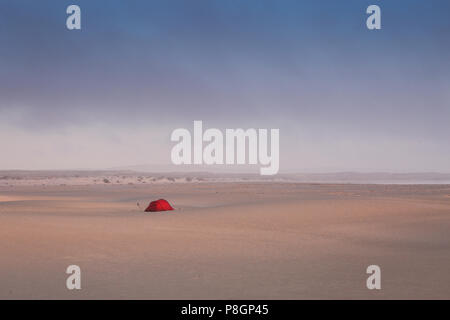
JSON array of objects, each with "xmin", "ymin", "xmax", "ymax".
[{"xmin": 0, "ymin": 1, "xmax": 449, "ymax": 171}]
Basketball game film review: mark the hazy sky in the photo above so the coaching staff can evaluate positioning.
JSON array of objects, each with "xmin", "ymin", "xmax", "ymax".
[{"xmin": 0, "ymin": 0, "xmax": 449, "ymax": 172}]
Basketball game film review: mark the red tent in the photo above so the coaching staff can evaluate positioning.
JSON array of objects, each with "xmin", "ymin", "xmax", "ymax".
[{"xmin": 145, "ymin": 199, "xmax": 174, "ymax": 212}]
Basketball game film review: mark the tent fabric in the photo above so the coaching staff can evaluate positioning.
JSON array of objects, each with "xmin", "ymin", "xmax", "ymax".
[{"xmin": 145, "ymin": 199, "xmax": 174, "ymax": 212}]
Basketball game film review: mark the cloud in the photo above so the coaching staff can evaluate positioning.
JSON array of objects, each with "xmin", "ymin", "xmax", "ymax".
[{"xmin": 0, "ymin": 1, "xmax": 449, "ymax": 170}]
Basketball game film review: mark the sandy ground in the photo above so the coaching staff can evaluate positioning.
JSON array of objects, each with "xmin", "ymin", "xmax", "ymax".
[{"xmin": 0, "ymin": 182, "xmax": 449, "ymax": 299}]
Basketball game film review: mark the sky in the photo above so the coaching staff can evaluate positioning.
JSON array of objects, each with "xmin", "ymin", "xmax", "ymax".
[{"xmin": 0, "ymin": 0, "xmax": 449, "ymax": 172}]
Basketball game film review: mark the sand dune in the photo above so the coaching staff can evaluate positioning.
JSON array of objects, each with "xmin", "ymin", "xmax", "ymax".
[{"xmin": 0, "ymin": 182, "xmax": 449, "ymax": 299}]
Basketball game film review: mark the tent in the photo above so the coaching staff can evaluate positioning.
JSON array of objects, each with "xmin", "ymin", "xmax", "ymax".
[{"xmin": 145, "ymin": 199, "xmax": 174, "ymax": 212}]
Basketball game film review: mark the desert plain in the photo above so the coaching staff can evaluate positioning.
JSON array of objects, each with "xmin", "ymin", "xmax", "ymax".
[{"xmin": 0, "ymin": 172, "xmax": 449, "ymax": 299}]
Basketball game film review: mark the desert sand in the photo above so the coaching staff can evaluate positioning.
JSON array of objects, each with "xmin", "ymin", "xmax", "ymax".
[{"xmin": 0, "ymin": 175, "xmax": 449, "ymax": 299}]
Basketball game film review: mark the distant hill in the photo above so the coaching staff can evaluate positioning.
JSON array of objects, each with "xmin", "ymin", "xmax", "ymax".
[{"xmin": 1, "ymin": 170, "xmax": 450, "ymax": 185}]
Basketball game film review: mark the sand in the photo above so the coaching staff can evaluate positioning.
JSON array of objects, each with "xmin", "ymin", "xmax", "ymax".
[{"xmin": 0, "ymin": 181, "xmax": 449, "ymax": 299}]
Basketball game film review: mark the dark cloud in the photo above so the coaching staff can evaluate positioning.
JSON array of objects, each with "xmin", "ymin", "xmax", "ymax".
[{"xmin": 0, "ymin": 1, "xmax": 449, "ymax": 170}]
